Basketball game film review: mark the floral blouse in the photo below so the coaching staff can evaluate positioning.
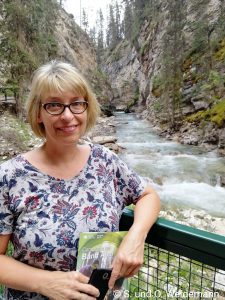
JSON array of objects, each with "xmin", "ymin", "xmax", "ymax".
[{"xmin": 0, "ymin": 143, "xmax": 147, "ymax": 299}]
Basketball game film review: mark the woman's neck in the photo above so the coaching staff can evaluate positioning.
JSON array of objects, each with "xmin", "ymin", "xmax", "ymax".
[{"xmin": 41, "ymin": 142, "xmax": 80, "ymax": 165}]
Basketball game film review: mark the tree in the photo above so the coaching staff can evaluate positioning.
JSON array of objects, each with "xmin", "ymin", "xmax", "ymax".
[
  {"xmin": 81, "ymin": 8, "xmax": 89, "ymax": 32},
  {"xmin": 132, "ymin": 0, "xmax": 145, "ymax": 37},
  {"xmin": 123, "ymin": 0, "xmax": 133, "ymax": 40},
  {"xmin": 106, "ymin": 4, "xmax": 117, "ymax": 49},
  {"xmin": 96, "ymin": 9, "xmax": 104, "ymax": 64},
  {"xmin": 106, "ymin": 1, "xmax": 124, "ymax": 49},
  {"xmin": 215, "ymin": 0, "xmax": 225, "ymax": 40},
  {"xmin": 115, "ymin": 1, "xmax": 122, "ymax": 41},
  {"xmin": 58, "ymin": 0, "xmax": 66, "ymax": 6},
  {"xmin": 89, "ymin": 26, "xmax": 97, "ymax": 45},
  {"xmin": 0, "ymin": 0, "xmax": 58, "ymax": 118},
  {"xmin": 161, "ymin": 0, "xmax": 187, "ymax": 128},
  {"xmin": 190, "ymin": 0, "xmax": 215, "ymax": 70}
]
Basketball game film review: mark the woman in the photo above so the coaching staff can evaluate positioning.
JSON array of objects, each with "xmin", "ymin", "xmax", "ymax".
[{"xmin": 0, "ymin": 61, "xmax": 160, "ymax": 300}]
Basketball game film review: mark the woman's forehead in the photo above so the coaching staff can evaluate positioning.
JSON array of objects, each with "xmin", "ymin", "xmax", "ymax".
[{"xmin": 41, "ymin": 89, "xmax": 82, "ymax": 98}]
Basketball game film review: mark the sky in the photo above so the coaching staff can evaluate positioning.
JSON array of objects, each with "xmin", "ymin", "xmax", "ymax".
[{"xmin": 64, "ymin": 0, "xmax": 115, "ymax": 28}]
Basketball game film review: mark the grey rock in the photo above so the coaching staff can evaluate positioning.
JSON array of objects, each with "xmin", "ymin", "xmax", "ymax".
[
  {"xmin": 191, "ymin": 100, "xmax": 209, "ymax": 111},
  {"xmin": 218, "ymin": 128, "xmax": 225, "ymax": 149}
]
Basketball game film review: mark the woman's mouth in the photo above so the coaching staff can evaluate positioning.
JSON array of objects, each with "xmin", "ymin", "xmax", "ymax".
[{"xmin": 59, "ymin": 125, "xmax": 78, "ymax": 133}]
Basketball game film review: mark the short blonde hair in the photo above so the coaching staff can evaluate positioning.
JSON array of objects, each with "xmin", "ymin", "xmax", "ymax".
[{"xmin": 27, "ymin": 60, "xmax": 100, "ymax": 138}]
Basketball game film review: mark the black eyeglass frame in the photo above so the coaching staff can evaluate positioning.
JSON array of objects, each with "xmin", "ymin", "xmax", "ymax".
[{"xmin": 41, "ymin": 100, "xmax": 88, "ymax": 115}]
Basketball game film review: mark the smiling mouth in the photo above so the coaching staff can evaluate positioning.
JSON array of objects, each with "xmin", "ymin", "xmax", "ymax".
[{"xmin": 59, "ymin": 125, "xmax": 78, "ymax": 133}]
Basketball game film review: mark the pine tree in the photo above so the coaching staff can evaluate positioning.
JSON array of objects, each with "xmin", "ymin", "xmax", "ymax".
[
  {"xmin": 215, "ymin": 0, "xmax": 225, "ymax": 40},
  {"xmin": 190, "ymin": 0, "xmax": 215, "ymax": 69},
  {"xmin": 96, "ymin": 9, "xmax": 104, "ymax": 64},
  {"xmin": 123, "ymin": 0, "xmax": 133, "ymax": 40},
  {"xmin": 161, "ymin": 0, "xmax": 187, "ymax": 128},
  {"xmin": 89, "ymin": 27, "xmax": 97, "ymax": 45},
  {"xmin": 132, "ymin": 0, "xmax": 145, "ymax": 36},
  {"xmin": 81, "ymin": 8, "xmax": 89, "ymax": 32},
  {"xmin": 0, "ymin": 0, "xmax": 58, "ymax": 118},
  {"xmin": 115, "ymin": 1, "xmax": 121, "ymax": 41},
  {"xmin": 107, "ymin": 4, "xmax": 117, "ymax": 49}
]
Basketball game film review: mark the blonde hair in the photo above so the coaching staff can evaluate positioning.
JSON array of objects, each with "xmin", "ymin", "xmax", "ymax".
[{"xmin": 27, "ymin": 60, "xmax": 100, "ymax": 138}]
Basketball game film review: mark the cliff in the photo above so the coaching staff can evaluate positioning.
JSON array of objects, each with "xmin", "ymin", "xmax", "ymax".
[
  {"xmin": 48, "ymin": 8, "xmax": 113, "ymax": 105},
  {"xmin": 103, "ymin": 0, "xmax": 225, "ymax": 154},
  {"xmin": 0, "ymin": 3, "xmax": 113, "ymax": 112}
]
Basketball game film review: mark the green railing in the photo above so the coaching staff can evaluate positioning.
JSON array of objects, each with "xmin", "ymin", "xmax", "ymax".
[
  {"xmin": 1, "ymin": 209, "xmax": 225, "ymax": 299},
  {"xmin": 119, "ymin": 208, "xmax": 225, "ymax": 299}
]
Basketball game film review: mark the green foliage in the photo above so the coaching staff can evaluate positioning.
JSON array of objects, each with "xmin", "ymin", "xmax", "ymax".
[
  {"xmin": 140, "ymin": 41, "xmax": 149, "ymax": 56},
  {"xmin": 200, "ymin": 70, "xmax": 225, "ymax": 98},
  {"xmin": 0, "ymin": 242, "xmax": 14, "ymax": 296},
  {"xmin": 0, "ymin": 0, "xmax": 58, "ymax": 117},
  {"xmin": 187, "ymin": 98, "xmax": 225, "ymax": 127},
  {"xmin": 153, "ymin": 100, "xmax": 163, "ymax": 113},
  {"xmin": 93, "ymin": 68, "xmax": 108, "ymax": 81},
  {"xmin": 214, "ymin": 39, "xmax": 225, "ymax": 61},
  {"xmin": 129, "ymin": 244, "xmax": 216, "ymax": 299},
  {"xmin": 152, "ymin": 75, "xmax": 164, "ymax": 98},
  {"xmin": 106, "ymin": 2, "xmax": 122, "ymax": 50}
]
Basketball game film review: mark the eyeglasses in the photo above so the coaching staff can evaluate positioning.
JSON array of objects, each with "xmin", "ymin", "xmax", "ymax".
[{"xmin": 41, "ymin": 100, "xmax": 88, "ymax": 115}]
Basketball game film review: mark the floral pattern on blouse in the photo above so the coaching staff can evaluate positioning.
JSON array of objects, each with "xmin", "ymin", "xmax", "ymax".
[{"xmin": 0, "ymin": 143, "xmax": 147, "ymax": 299}]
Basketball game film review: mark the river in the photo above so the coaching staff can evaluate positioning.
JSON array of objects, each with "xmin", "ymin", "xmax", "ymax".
[{"xmin": 115, "ymin": 112, "xmax": 225, "ymax": 217}]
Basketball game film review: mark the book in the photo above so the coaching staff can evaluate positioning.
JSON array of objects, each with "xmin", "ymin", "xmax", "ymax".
[{"xmin": 76, "ymin": 231, "xmax": 129, "ymax": 299}]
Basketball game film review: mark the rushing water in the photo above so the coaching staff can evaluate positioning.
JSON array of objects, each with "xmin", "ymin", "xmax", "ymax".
[{"xmin": 115, "ymin": 112, "xmax": 225, "ymax": 217}]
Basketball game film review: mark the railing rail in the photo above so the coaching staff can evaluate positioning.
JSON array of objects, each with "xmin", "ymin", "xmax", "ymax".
[
  {"xmin": 120, "ymin": 208, "xmax": 225, "ymax": 270},
  {"xmin": 120, "ymin": 208, "xmax": 225, "ymax": 299}
]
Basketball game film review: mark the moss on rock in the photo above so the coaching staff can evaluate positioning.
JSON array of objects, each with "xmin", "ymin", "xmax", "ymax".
[{"xmin": 186, "ymin": 99, "xmax": 225, "ymax": 127}]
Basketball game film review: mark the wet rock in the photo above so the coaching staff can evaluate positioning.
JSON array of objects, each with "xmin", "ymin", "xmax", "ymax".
[
  {"xmin": 202, "ymin": 123, "xmax": 219, "ymax": 144},
  {"xmin": 218, "ymin": 128, "xmax": 225, "ymax": 149},
  {"xmin": 220, "ymin": 176, "xmax": 225, "ymax": 187},
  {"xmin": 160, "ymin": 208, "xmax": 225, "ymax": 236}
]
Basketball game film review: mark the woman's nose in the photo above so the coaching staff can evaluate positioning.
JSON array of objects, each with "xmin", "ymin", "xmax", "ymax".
[{"xmin": 60, "ymin": 106, "xmax": 74, "ymax": 120}]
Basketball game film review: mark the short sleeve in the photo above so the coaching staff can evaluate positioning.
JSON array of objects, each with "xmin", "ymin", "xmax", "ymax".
[
  {"xmin": 0, "ymin": 162, "xmax": 14, "ymax": 235},
  {"xmin": 112, "ymin": 153, "xmax": 148, "ymax": 207}
]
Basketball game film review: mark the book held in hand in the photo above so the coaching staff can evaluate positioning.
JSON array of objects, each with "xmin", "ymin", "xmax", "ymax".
[{"xmin": 77, "ymin": 231, "xmax": 129, "ymax": 300}]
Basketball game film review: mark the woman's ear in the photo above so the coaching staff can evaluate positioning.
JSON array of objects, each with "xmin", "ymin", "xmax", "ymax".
[{"xmin": 37, "ymin": 112, "xmax": 42, "ymax": 124}]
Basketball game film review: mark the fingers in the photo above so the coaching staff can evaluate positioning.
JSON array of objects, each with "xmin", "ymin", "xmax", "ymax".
[
  {"xmin": 70, "ymin": 272, "xmax": 99, "ymax": 298},
  {"xmin": 125, "ymin": 265, "xmax": 141, "ymax": 278},
  {"xmin": 78, "ymin": 292, "xmax": 98, "ymax": 300},
  {"xmin": 109, "ymin": 259, "xmax": 121, "ymax": 289},
  {"xmin": 109, "ymin": 256, "xmax": 143, "ymax": 289},
  {"xmin": 46, "ymin": 271, "xmax": 100, "ymax": 300}
]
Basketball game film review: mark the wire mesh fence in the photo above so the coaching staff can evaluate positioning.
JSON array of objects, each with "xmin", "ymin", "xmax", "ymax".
[
  {"xmin": 129, "ymin": 244, "xmax": 225, "ymax": 300},
  {"xmin": 118, "ymin": 210, "xmax": 225, "ymax": 300},
  {"xmin": 1, "ymin": 212, "xmax": 225, "ymax": 299}
]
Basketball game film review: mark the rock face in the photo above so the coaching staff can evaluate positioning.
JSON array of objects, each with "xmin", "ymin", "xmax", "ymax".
[
  {"xmin": 102, "ymin": 42, "xmax": 141, "ymax": 107},
  {"xmin": 103, "ymin": 0, "xmax": 225, "ymax": 154},
  {"xmin": 56, "ymin": 10, "xmax": 97, "ymax": 74},
  {"xmin": 55, "ymin": 9, "xmax": 113, "ymax": 104}
]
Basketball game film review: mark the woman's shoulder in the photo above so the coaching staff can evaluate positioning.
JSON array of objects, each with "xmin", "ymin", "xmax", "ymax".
[
  {"xmin": 90, "ymin": 143, "xmax": 118, "ymax": 161},
  {"xmin": 0, "ymin": 154, "xmax": 25, "ymax": 178}
]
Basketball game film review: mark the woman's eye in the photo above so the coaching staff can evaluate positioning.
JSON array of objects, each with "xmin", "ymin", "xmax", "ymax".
[
  {"xmin": 71, "ymin": 102, "xmax": 83, "ymax": 107},
  {"xmin": 50, "ymin": 103, "xmax": 61, "ymax": 108}
]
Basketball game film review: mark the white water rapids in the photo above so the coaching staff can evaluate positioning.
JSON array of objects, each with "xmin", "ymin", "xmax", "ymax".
[{"xmin": 115, "ymin": 112, "xmax": 225, "ymax": 217}]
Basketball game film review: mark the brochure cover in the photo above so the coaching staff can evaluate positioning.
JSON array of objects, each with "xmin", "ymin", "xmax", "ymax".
[{"xmin": 77, "ymin": 231, "xmax": 129, "ymax": 299}]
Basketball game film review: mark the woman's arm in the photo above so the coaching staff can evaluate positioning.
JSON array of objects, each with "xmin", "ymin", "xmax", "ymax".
[
  {"xmin": 109, "ymin": 185, "xmax": 160, "ymax": 289},
  {"xmin": 0, "ymin": 235, "xmax": 99, "ymax": 300}
]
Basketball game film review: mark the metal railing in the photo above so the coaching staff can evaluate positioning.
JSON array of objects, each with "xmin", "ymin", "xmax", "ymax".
[
  {"xmin": 119, "ymin": 208, "xmax": 225, "ymax": 299},
  {"xmin": 1, "ymin": 209, "xmax": 225, "ymax": 299}
]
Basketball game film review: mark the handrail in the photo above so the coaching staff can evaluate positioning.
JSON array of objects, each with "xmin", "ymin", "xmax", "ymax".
[{"xmin": 120, "ymin": 208, "xmax": 225, "ymax": 270}]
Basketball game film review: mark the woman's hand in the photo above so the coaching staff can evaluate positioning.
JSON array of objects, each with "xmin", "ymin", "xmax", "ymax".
[
  {"xmin": 108, "ymin": 226, "xmax": 145, "ymax": 289},
  {"xmin": 108, "ymin": 185, "xmax": 160, "ymax": 289},
  {"xmin": 39, "ymin": 270, "xmax": 100, "ymax": 300}
]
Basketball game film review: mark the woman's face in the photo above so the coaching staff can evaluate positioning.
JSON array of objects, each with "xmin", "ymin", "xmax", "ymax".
[{"xmin": 38, "ymin": 90, "xmax": 88, "ymax": 146}]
